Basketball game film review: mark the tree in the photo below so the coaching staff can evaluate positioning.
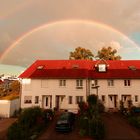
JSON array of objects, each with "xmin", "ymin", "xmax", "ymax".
[
  {"xmin": 96, "ymin": 46, "xmax": 121, "ymax": 60},
  {"xmin": 69, "ymin": 47, "xmax": 94, "ymax": 60}
]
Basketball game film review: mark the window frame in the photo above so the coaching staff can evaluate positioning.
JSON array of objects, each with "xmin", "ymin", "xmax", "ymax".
[
  {"xmin": 59, "ymin": 79, "xmax": 66, "ymax": 87},
  {"xmin": 124, "ymin": 80, "xmax": 131, "ymax": 86},
  {"xmin": 76, "ymin": 79, "xmax": 83, "ymax": 89},
  {"xmin": 108, "ymin": 79, "xmax": 114, "ymax": 86},
  {"xmin": 68, "ymin": 96, "xmax": 73, "ymax": 104}
]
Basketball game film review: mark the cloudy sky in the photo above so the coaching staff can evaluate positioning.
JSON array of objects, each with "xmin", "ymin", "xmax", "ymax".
[{"xmin": 0, "ymin": 0, "xmax": 140, "ymax": 74}]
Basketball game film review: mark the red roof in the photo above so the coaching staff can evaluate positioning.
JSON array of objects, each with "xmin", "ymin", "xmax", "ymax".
[{"xmin": 19, "ymin": 60, "xmax": 140, "ymax": 79}]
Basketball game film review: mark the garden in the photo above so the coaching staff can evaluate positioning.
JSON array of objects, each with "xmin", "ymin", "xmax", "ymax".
[
  {"xmin": 7, "ymin": 107, "xmax": 54, "ymax": 140},
  {"xmin": 120, "ymin": 100, "xmax": 140, "ymax": 129},
  {"xmin": 77, "ymin": 95, "xmax": 105, "ymax": 140}
]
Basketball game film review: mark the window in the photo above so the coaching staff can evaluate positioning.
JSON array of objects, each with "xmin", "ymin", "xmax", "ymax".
[
  {"xmin": 23, "ymin": 79, "xmax": 31, "ymax": 91},
  {"xmin": 35, "ymin": 96, "xmax": 39, "ymax": 104},
  {"xmin": 76, "ymin": 96, "xmax": 83, "ymax": 104},
  {"xmin": 41, "ymin": 80, "xmax": 48, "ymax": 88},
  {"xmin": 91, "ymin": 80, "xmax": 98, "ymax": 88},
  {"xmin": 76, "ymin": 79, "xmax": 83, "ymax": 89},
  {"xmin": 59, "ymin": 79, "xmax": 66, "ymax": 86},
  {"xmin": 135, "ymin": 95, "xmax": 138, "ymax": 102},
  {"xmin": 24, "ymin": 96, "xmax": 32, "ymax": 104},
  {"xmin": 68, "ymin": 96, "xmax": 73, "ymax": 104},
  {"xmin": 108, "ymin": 80, "xmax": 114, "ymax": 86},
  {"xmin": 102, "ymin": 95, "xmax": 105, "ymax": 102},
  {"xmin": 98, "ymin": 64, "xmax": 106, "ymax": 72},
  {"xmin": 124, "ymin": 80, "xmax": 131, "ymax": 86}
]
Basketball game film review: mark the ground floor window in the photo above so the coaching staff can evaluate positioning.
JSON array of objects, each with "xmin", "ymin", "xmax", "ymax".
[
  {"xmin": 101, "ymin": 95, "xmax": 105, "ymax": 102},
  {"xmin": 68, "ymin": 96, "xmax": 73, "ymax": 104},
  {"xmin": 24, "ymin": 96, "xmax": 32, "ymax": 104},
  {"xmin": 135, "ymin": 95, "xmax": 138, "ymax": 102},
  {"xmin": 75, "ymin": 96, "xmax": 83, "ymax": 104},
  {"xmin": 35, "ymin": 96, "xmax": 39, "ymax": 104}
]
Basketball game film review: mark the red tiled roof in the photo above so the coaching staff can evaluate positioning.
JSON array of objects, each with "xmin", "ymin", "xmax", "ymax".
[{"xmin": 19, "ymin": 60, "xmax": 140, "ymax": 79}]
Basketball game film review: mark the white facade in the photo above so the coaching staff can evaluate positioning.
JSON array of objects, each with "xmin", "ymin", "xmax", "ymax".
[
  {"xmin": 0, "ymin": 98, "xmax": 20, "ymax": 118},
  {"xmin": 21, "ymin": 78, "xmax": 140, "ymax": 111}
]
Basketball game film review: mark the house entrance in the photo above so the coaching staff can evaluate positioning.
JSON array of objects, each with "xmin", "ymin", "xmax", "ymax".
[
  {"xmin": 108, "ymin": 95, "xmax": 118, "ymax": 109},
  {"xmin": 42, "ymin": 95, "xmax": 52, "ymax": 109},
  {"xmin": 121, "ymin": 95, "xmax": 131, "ymax": 108},
  {"xmin": 55, "ymin": 95, "xmax": 65, "ymax": 110}
]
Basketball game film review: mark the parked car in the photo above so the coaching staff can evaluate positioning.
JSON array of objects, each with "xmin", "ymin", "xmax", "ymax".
[{"xmin": 55, "ymin": 112, "xmax": 75, "ymax": 132}]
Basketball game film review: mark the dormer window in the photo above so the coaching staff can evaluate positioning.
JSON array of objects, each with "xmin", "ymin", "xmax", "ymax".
[{"xmin": 98, "ymin": 64, "xmax": 106, "ymax": 72}]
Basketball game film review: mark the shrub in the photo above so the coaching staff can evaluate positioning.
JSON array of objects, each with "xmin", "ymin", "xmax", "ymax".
[
  {"xmin": 7, "ymin": 107, "xmax": 52, "ymax": 140},
  {"xmin": 128, "ymin": 116, "xmax": 140, "ymax": 128},
  {"xmin": 88, "ymin": 117, "xmax": 105, "ymax": 140},
  {"xmin": 42, "ymin": 109, "xmax": 54, "ymax": 123},
  {"xmin": 87, "ymin": 95, "xmax": 97, "ymax": 107},
  {"xmin": 7, "ymin": 122, "xmax": 29, "ymax": 140}
]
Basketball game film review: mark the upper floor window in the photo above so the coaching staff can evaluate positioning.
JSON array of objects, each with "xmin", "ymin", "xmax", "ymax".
[
  {"xmin": 22, "ymin": 79, "xmax": 31, "ymax": 91},
  {"xmin": 76, "ymin": 79, "xmax": 83, "ymax": 89},
  {"xmin": 124, "ymin": 80, "xmax": 131, "ymax": 86},
  {"xmin": 41, "ymin": 80, "xmax": 48, "ymax": 88},
  {"xmin": 91, "ymin": 80, "xmax": 98, "ymax": 88},
  {"xmin": 59, "ymin": 79, "xmax": 66, "ymax": 87},
  {"xmin": 108, "ymin": 80, "xmax": 114, "ymax": 86}
]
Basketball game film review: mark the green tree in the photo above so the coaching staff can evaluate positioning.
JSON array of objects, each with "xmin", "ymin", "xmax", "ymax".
[
  {"xmin": 69, "ymin": 47, "xmax": 94, "ymax": 60},
  {"xmin": 96, "ymin": 46, "xmax": 121, "ymax": 60}
]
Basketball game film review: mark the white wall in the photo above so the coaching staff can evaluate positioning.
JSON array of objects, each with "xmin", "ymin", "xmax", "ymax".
[
  {"xmin": 0, "ymin": 98, "xmax": 20, "ymax": 118},
  {"xmin": 21, "ymin": 79, "xmax": 88, "ymax": 111},
  {"xmin": 21, "ymin": 78, "xmax": 140, "ymax": 111}
]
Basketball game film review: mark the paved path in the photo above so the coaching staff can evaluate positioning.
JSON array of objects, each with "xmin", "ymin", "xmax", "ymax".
[
  {"xmin": 103, "ymin": 113, "xmax": 140, "ymax": 140},
  {"xmin": 38, "ymin": 113, "xmax": 92, "ymax": 140},
  {"xmin": 0, "ymin": 118, "xmax": 16, "ymax": 140}
]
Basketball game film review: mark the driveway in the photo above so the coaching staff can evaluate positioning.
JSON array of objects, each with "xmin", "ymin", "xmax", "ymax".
[
  {"xmin": 103, "ymin": 113, "xmax": 140, "ymax": 140},
  {"xmin": 0, "ymin": 118, "xmax": 16, "ymax": 140},
  {"xmin": 38, "ymin": 113, "xmax": 92, "ymax": 140}
]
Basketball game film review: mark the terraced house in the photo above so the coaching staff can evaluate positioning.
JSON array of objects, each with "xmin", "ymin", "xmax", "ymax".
[{"xmin": 19, "ymin": 59, "xmax": 140, "ymax": 112}]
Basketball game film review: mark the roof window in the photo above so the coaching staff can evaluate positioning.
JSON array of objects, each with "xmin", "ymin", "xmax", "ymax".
[
  {"xmin": 37, "ymin": 65, "xmax": 44, "ymax": 70},
  {"xmin": 98, "ymin": 64, "xmax": 106, "ymax": 72},
  {"xmin": 128, "ymin": 66, "xmax": 137, "ymax": 71},
  {"xmin": 72, "ymin": 64, "xmax": 79, "ymax": 69}
]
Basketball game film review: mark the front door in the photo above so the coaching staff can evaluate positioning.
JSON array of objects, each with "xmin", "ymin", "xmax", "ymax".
[
  {"xmin": 122, "ymin": 95, "xmax": 131, "ymax": 108},
  {"xmin": 108, "ymin": 95, "xmax": 118, "ymax": 108},
  {"xmin": 42, "ymin": 96, "xmax": 52, "ymax": 109}
]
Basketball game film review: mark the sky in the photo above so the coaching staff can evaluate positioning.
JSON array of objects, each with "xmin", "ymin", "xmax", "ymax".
[{"xmin": 0, "ymin": 0, "xmax": 140, "ymax": 75}]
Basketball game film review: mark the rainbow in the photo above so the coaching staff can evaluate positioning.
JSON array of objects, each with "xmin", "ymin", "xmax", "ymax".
[{"xmin": 0, "ymin": 19, "xmax": 139, "ymax": 62}]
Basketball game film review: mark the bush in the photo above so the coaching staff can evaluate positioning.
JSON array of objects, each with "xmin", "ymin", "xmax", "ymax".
[
  {"xmin": 89, "ymin": 117, "xmax": 105, "ymax": 140},
  {"xmin": 78, "ymin": 116, "xmax": 89, "ymax": 135},
  {"xmin": 87, "ymin": 95, "xmax": 97, "ymax": 106},
  {"xmin": 42, "ymin": 109, "xmax": 54, "ymax": 123},
  {"xmin": 7, "ymin": 107, "xmax": 54, "ymax": 140},
  {"xmin": 7, "ymin": 122, "xmax": 29, "ymax": 140},
  {"xmin": 128, "ymin": 116, "xmax": 140, "ymax": 128}
]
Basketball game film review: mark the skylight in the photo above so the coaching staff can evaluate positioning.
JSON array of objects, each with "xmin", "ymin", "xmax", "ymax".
[
  {"xmin": 37, "ymin": 65, "xmax": 44, "ymax": 70},
  {"xmin": 128, "ymin": 66, "xmax": 137, "ymax": 71}
]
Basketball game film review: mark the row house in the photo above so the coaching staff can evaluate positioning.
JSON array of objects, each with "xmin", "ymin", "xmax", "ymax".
[{"xmin": 19, "ymin": 60, "xmax": 140, "ymax": 112}]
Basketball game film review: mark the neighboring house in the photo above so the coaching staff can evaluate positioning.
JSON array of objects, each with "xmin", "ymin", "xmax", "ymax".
[
  {"xmin": 19, "ymin": 60, "xmax": 140, "ymax": 112},
  {"xmin": 0, "ymin": 98, "xmax": 20, "ymax": 118}
]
